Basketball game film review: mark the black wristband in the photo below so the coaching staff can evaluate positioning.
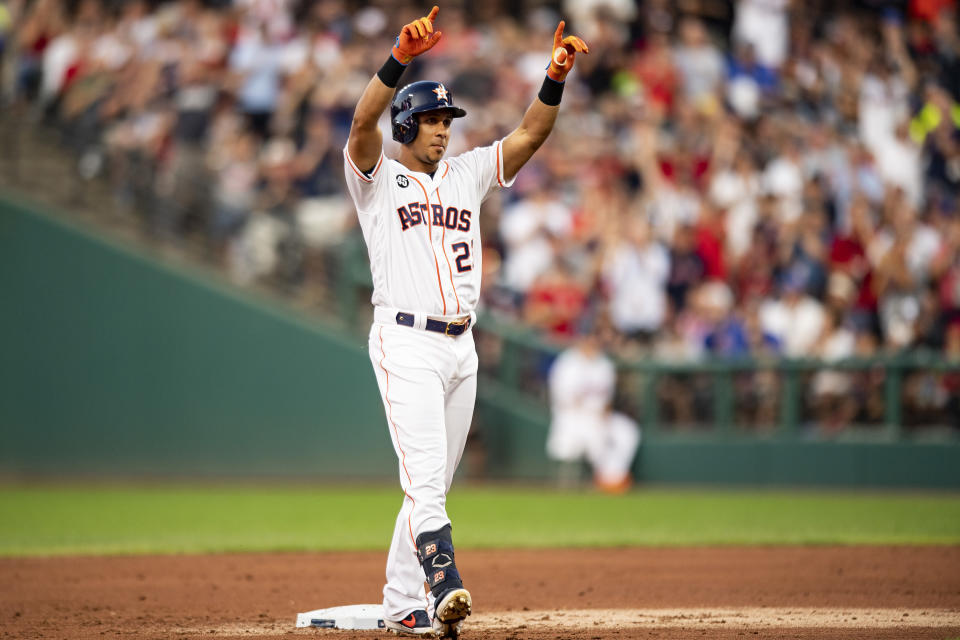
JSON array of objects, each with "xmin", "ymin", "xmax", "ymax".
[
  {"xmin": 538, "ymin": 75, "xmax": 564, "ymax": 106},
  {"xmin": 377, "ymin": 54, "xmax": 407, "ymax": 88}
]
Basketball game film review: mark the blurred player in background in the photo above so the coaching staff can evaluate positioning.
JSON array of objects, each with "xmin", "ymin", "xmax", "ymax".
[{"xmin": 547, "ymin": 331, "xmax": 641, "ymax": 493}]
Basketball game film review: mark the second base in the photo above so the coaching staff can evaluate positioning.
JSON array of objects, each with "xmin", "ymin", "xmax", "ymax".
[{"xmin": 295, "ymin": 603, "xmax": 385, "ymax": 630}]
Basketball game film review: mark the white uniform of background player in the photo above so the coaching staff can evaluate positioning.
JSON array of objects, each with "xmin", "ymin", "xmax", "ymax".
[
  {"xmin": 341, "ymin": 6, "xmax": 589, "ymax": 637},
  {"xmin": 547, "ymin": 337, "xmax": 641, "ymax": 490}
]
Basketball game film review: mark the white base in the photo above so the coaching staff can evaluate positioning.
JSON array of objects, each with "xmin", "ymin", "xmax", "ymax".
[{"xmin": 295, "ymin": 604, "xmax": 385, "ymax": 630}]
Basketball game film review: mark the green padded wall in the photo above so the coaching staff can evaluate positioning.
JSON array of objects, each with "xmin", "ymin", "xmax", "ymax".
[
  {"xmin": 2, "ymin": 194, "xmax": 959, "ymax": 487},
  {"xmin": 0, "ymin": 194, "xmax": 396, "ymax": 478}
]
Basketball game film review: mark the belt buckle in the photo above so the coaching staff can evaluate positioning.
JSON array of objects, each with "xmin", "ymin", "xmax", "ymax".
[{"xmin": 445, "ymin": 317, "xmax": 469, "ymax": 336}]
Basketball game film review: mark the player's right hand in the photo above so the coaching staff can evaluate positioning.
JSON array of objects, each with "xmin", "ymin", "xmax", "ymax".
[
  {"xmin": 392, "ymin": 5, "xmax": 442, "ymax": 65},
  {"xmin": 546, "ymin": 21, "xmax": 589, "ymax": 82}
]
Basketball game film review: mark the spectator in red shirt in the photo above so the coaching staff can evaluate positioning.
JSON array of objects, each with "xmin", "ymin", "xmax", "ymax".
[
  {"xmin": 524, "ymin": 261, "xmax": 590, "ymax": 340},
  {"xmin": 696, "ymin": 204, "xmax": 727, "ymax": 280}
]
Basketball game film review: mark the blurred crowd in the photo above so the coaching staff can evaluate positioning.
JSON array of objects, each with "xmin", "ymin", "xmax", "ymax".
[{"xmin": 3, "ymin": 0, "xmax": 960, "ymax": 429}]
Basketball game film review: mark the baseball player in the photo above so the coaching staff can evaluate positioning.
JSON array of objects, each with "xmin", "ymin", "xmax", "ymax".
[
  {"xmin": 342, "ymin": 6, "xmax": 587, "ymax": 638},
  {"xmin": 547, "ymin": 333, "xmax": 641, "ymax": 493}
]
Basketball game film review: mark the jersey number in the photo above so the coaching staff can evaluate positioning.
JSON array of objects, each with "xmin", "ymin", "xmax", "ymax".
[{"xmin": 451, "ymin": 242, "xmax": 472, "ymax": 273}]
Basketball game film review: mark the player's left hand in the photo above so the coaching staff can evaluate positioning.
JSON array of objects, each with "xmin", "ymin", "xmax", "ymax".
[
  {"xmin": 546, "ymin": 21, "xmax": 589, "ymax": 83},
  {"xmin": 393, "ymin": 5, "xmax": 443, "ymax": 65}
]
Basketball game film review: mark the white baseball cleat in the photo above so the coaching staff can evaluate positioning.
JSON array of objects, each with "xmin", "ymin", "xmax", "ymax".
[{"xmin": 434, "ymin": 587, "xmax": 471, "ymax": 626}]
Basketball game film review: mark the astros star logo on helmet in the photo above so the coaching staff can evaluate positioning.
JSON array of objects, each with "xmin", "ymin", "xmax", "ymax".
[{"xmin": 432, "ymin": 83, "xmax": 449, "ymax": 103}]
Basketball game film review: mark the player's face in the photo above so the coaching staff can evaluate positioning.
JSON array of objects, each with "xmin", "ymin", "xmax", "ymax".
[{"xmin": 412, "ymin": 110, "xmax": 454, "ymax": 165}]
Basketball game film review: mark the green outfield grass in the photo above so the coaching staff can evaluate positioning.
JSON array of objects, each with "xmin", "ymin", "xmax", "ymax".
[{"xmin": 0, "ymin": 485, "xmax": 958, "ymax": 556}]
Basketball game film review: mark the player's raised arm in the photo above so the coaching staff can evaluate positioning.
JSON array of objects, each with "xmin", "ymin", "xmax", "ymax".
[
  {"xmin": 501, "ymin": 21, "xmax": 588, "ymax": 181},
  {"xmin": 347, "ymin": 5, "xmax": 443, "ymax": 172}
]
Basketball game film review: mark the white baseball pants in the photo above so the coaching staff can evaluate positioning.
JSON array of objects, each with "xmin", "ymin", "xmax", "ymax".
[{"xmin": 368, "ymin": 321, "xmax": 478, "ymax": 621}]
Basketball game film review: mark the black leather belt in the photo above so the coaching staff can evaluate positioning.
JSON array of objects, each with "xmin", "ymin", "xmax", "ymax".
[{"xmin": 395, "ymin": 312, "xmax": 471, "ymax": 336}]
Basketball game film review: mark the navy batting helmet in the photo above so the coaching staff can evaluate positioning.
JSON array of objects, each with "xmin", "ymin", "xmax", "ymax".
[{"xmin": 390, "ymin": 81, "xmax": 467, "ymax": 144}]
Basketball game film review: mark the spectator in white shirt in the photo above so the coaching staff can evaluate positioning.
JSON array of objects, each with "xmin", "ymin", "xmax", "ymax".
[
  {"xmin": 733, "ymin": 0, "xmax": 789, "ymax": 69},
  {"xmin": 499, "ymin": 182, "xmax": 573, "ymax": 296},
  {"xmin": 811, "ymin": 309, "xmax": 858, "ymax": 432},
  {"xmin": 672, "ymin": 16, "xmax": 724, "ymax": 104},
  {"xmin": 759, "ymin": 271, "xmax": 827, "ymax": 357},
  {"xmin": 601, "ymin": 216, "xmax": 670, "ymax": 342}
]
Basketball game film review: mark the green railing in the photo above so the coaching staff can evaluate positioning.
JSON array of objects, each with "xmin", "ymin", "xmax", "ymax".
[
  {"xmin": 481, "ymin": 313, "xmax": 960, "ymax": 439},
  {"xmin": 334, "ymin": 231, "xmax": 960, "ymax": 441}
]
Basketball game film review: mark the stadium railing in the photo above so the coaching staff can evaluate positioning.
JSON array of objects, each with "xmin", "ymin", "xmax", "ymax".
[{"xmin": 333, "ymin": 231, "xmax": 960, "ymax": 441}]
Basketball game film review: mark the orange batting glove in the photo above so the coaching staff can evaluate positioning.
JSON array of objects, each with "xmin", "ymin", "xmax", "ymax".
[
  {"xmin": 546, "ymin": 21, "xmax": 589, "ymax": 82},
  {"xmin": 392, "ymin": 5, "xmax": 442, "ymax": 65}
]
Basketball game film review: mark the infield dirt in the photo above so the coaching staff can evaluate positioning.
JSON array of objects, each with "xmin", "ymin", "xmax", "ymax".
[{"xmin": 2, "ymin": 547, "xmax": 958, "ymax": 639}]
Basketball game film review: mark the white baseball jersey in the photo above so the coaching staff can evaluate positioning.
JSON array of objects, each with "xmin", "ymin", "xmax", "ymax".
[
  {"xmin": 343, "ymin": 140, "xmax": 515, "ymax": 317},
  {"xmin": 343, "ymin": 138, "xmax": 515, "ymax": 623}
]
